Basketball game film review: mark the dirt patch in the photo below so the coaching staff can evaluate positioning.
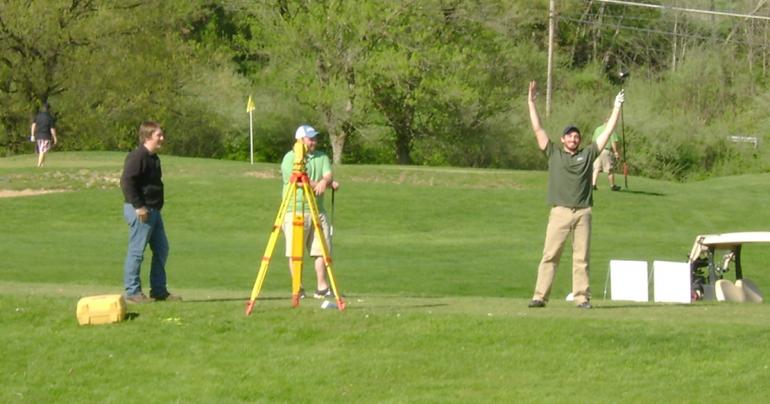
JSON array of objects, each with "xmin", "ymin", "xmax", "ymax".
[
  {"xmin": 347, "ymin": 171, "xmax": 523, "ymax": 190},
  {"xmin": 244, "ymin": 170, "xmax": 279, "ymax": 179},
  {"xmin": 0, "ymin": 189, "xmax": 69, "ymax": 198}
]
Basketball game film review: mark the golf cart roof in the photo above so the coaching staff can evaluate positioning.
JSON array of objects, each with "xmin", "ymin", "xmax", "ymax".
[
  {"xmin": 689, "ymin": 232, "xmax": 770, "ymax": 263},
  {"xmin": 688, "ymin": 232, "xmax": 770, "ymax": 285},
  {"xmin": 698, "ymin": 232, "xmax": 770, "ymax": 249}
]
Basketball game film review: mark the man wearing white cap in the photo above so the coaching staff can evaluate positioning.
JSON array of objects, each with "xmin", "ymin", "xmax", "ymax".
[{"xmin": 280, "ymin": 125, "xmax": 340, "ymax": 299}]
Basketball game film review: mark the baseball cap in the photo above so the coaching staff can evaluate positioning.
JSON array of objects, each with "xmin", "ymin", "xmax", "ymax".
[
  {"xmin": 295, "ymin": 125, "xmax": 319, "ymax": 140},
  {"xmin": 562, "ymin": 125, "xmax": 581, "ymax": 136}
]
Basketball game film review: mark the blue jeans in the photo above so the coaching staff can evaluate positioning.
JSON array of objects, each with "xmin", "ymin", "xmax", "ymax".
[{"xmin": 123, "ymin": 203, "xmax": 169, "ymax": 297}]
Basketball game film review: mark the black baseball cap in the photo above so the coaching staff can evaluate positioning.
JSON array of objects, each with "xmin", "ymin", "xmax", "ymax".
[{"xmin": 562, "ymin": 125, "xmax": 581, "ymax": 136}]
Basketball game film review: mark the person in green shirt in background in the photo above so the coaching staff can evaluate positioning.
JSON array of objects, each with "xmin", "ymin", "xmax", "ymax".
[
  {"xmin": 280, "ymin": 125, "xmax": 340, "ymax": 299},
  {"xmin": 591, "ymin": 118, "xmax": 622, "ymax": 192}
]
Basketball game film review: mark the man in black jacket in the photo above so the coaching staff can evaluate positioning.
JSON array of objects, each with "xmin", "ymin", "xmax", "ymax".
[{"xmin": 120, "ymin": 121, "xmax": 180, "ymax": 303}]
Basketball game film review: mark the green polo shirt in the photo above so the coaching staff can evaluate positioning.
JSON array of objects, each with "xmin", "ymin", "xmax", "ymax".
[
  {"xmin": 544, "ymin": 141, "xmax": 599, "ymax": 208},
  {"xmin": 591, "ymin": 123, "xmax": 619, "ymax": 151},
  {"xmin": 280, "ymin": 149, "xmax": 332, "ymax": 213}
]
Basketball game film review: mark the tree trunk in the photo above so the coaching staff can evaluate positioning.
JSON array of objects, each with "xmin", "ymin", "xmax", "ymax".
[
  {"xmin": 330, "ymin": 131, "xmax": 346, "ymax": 165},
  {"xmin": 749, "ymin": 21, "xmax": 755, "ymax": 94},
  {"xmin": 672, "ymin": 9, "xmax": 678, "ymax": 72},
  {"xmin": 592, "ymin": 3, "xmax": 605, "ymax": 62},
  {"xmin": 394, "ymin": 126, "xmax": 413, "ymax": 165},
  {"xmin": 762, "ymin": 1, "xmax": 770, "ymax": 77},
  {"xmin": 569, "ymin": 0, "xmax": 594, "ymax": 64}
]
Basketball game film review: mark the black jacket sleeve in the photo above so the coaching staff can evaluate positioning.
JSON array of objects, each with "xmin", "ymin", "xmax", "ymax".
[{"xmin": 120, "ymin": 150, "xmax": 145, "ymax": 209}]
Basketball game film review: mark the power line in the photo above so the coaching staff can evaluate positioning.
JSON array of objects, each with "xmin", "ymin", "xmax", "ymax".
[
  {"xmin": 594, "ymin": 0, "xmax": 770, "ymax": 21},
  {"xmin": 561, "ymin": 16, "xmax": 751, "ymax": 44},
  {"xmin": 561, "ymin": 11, "xmax": 668, "ymax": 23}
]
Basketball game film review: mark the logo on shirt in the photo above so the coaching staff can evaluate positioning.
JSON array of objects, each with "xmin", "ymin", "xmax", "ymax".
[{"xmin": 576, "ymin": 156, "xmax": 585, "ymax": 162}]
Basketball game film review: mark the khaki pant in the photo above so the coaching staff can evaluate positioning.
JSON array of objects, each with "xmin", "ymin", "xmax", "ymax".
[
  {"xmin": 593, "ymin": 149, "xmax": 614, "ymax": 173},
  {"xmin": 283, "ymin": 211, "xmax": 330, "ymax": 258},
  {"xmin": 532, "ymin": 206, "xmax": 592, "ymax": 304}
]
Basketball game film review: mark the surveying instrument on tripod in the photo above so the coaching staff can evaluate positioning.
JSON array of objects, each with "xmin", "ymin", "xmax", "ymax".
[{"xmin": 245, "ymin": 126, "xmax": 345, "ymax": 315}]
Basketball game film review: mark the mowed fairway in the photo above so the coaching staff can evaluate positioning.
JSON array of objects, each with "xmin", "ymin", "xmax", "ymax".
[{"xmin": 2, "ymin": 152, "xmax": 770, "ymax": 402}]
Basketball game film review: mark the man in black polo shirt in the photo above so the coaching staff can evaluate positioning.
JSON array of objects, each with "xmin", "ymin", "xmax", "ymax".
[
  {"xmin": 526, "ymin": 81, "xmax": 624, "ymax": 309},
  {"xmin": 120, "ymin": 121, "xmax": 180, "ymax": 303},
  {"xmin": 30, "ymin": 102, "xmax": 58, "ymax": 167}
]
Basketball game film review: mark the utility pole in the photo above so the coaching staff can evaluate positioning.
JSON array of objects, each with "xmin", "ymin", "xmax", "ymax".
[
  {"xmin": 546, "ymin": 0, "xmax": 556, "ymax": 117},
  {"xmin": 711, "ymin": 0, "xmax": 716, "ymax": 43},
  {"xmin": 765, "ymin": 0, "xmax": 769, "ymax": 76},
  {"xmin": 672, "ymin": 3, "xmax": 678, "ymax": 71}
]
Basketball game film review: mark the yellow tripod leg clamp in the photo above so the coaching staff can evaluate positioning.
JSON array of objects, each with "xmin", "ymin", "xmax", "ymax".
[{"xmin": 290, "ymin": 211, "xmax": 304, "ymax": 307}]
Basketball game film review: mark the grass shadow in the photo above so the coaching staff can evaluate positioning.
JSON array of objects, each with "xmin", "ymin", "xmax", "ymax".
[
  {"xmin": 595, "ymin": 303, "xmax": 692, "ymax": 309},
  {"xmin": 402, "ymin": 303, "xmax": 451, "ymax": 309},
  {"xmin": 345, "ymin": 302, "xmax": 451, "ymax": 310},
  {"xmin": 619, "ymin": 189, "xmax": 665, "ymax": 197},
  {"xmin": 183, "ymin": 296, "xmax": 283, "ymax": 303}
]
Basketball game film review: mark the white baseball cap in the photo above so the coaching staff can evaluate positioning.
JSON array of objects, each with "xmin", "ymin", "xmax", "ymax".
[{"xmin": 295, "ymin": 125, "xmax": 319, "ymax": 140}]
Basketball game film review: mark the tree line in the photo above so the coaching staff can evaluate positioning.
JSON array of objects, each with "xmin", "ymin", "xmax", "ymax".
[{"xmin": 1, "ymin": 0, "xmax": 768, "ymax": 181}]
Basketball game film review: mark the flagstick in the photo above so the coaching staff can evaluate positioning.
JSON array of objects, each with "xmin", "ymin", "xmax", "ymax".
[
  {"xmin": 247, "ymin": 95, "xmax": 256, "ymax": 165},
  {"xmin": 249, "ymin": 109, "xmax": 254, "ymax": 165}
]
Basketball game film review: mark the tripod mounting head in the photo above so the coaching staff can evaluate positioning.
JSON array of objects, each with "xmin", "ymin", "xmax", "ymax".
[{"xmin": 292, "ymin": 139, "xmax": 308, "ymax": 174}]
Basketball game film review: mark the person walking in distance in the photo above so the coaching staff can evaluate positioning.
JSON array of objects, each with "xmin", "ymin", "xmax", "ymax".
[
  {"xmin": 280, "ymin": 125, "xmax": 339, "ymax": 299},
  {"xmin": 526, "ymin": 81, "xmax": 624, "ymax": 309},
  {"xmin": 120, "ymin": 121, "xmax": 180, "ymax": 303},
  {"xmin": 30, "ymin": 102, "xmax": 58, "ymax": 167}
]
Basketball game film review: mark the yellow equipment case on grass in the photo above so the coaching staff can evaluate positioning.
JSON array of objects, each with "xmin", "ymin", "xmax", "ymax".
[{"xmin": 76, "ymin": 294, "xmax": 127, "ymax": 325}]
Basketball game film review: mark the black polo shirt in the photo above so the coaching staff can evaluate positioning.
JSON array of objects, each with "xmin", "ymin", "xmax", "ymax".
[{"xmin": 33, "ymin": 111, "xmax": 56, "ymax": 140}]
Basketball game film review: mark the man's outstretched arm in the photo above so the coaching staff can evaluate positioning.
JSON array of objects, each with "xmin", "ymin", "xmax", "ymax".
[
  {"xmin": 595, "ymin": 91, "xmax": 625, "ymax": 151},
  {"xmin": 527, "ymin": 81, "xmax": 550, "ymax": 151}
]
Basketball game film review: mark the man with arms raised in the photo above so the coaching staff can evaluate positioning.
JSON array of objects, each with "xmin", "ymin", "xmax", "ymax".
[{"xmin": 526, "ymin": 81, "xmax": 624, "ymax": 309}]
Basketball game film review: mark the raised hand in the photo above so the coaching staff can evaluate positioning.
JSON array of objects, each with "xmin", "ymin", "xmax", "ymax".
[
  {"xmin": 528, "ymin": 81, "xmax": 538, "ymax": 104},
  {"xmin": 614, "ymin": 89, "xmax": 625, "ymax": 107}
]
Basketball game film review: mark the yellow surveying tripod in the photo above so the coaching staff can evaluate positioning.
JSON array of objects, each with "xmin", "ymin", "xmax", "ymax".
[{"xmin": 245, "ymin": 139, "xmax": 346, "ymax": 314}]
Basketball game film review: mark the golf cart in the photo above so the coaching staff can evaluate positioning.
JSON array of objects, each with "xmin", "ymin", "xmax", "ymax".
[{"xmin": 688, "ymin": 232, "xmax": 769, "ymax": 302}]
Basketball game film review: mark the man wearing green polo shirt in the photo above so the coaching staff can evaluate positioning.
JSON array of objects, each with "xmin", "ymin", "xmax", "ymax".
[
  {"xmin": 526, "ymin": 81, "xmax": 624, "ymax": 309},
  {"xmin": 591, "ymin": 119, "xmax": 621, "ymax": 191},
  {"xmin": 280, "ymin": 125, "xmax": 339, "ymax": 299}
]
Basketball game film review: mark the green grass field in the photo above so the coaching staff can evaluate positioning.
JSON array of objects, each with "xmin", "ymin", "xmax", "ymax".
[{"xmin": 2, "ymin": 152, "xmax": 770, "ymax": 402}]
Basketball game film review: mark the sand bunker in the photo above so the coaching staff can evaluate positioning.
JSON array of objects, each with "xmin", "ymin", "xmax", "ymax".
[{"xmin": 0, "ymin": 189, "xmax": 68, "ymax": 198}]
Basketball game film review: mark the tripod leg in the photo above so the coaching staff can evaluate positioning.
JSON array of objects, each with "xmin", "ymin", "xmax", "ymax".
[
  {"xmin": 246, "ymin": 184, "xmax": 293, "ymax": 315},
  {"xmin": 290, "ymin": 209, "xmax": 305, "ymax": 307},
  {"xmin": 303, "ymin": 182, "xmax": 346, "ymax": 311}
]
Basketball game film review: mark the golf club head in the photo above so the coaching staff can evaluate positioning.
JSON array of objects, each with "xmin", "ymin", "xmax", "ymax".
[{"xmin": 619, "ymin": 70, "xmax": 630, "ymax": 84}]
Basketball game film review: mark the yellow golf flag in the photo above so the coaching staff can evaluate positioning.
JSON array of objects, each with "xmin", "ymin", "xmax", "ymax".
[{"xmin": 246, "ymin": 95, "xmax": 256, "ymax": 113}]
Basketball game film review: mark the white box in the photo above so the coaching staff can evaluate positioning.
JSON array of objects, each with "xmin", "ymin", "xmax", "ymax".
[
  {"xmin": 653, "ymin": 261, "xmax": 691, "ymax": 303},
  {"xmin": 610, "ymin": 260, "xmax": 649, "ymax": 302}
]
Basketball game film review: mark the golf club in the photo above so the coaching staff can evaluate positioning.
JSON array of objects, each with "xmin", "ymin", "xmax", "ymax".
[
  {"xmin": 330, "ymin": 187, "xmax": 335, "ymax": 255},
  {"xmin": 619, "ymin": 70, "xmax": 630, "ymax": 189}
]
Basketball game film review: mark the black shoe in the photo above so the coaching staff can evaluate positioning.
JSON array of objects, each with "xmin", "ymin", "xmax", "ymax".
[
  {"xmin": 313, "ymin": 288, "xmax": 334, "ymax": 299},
  {"xmin": 611, "ymin": 185, "xmax": 621, "ymax": 191},
  {"xmin": 528, "ymin": 299, "xmax": 546, "ymax": 308},
  {"xmin": 593, "ymin": 185, "xmax": 598, "ymax": 190},
  {"xmin": 151, "ymin": 293, "xmax": 182, "ymax": 302},
  {"xmin": 577, "ymin": 301, "xmax": 593, "ymax": 309},
  {"xmin": 298, "ymin": 288, "xmax": 306, "ymax": 299}
]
